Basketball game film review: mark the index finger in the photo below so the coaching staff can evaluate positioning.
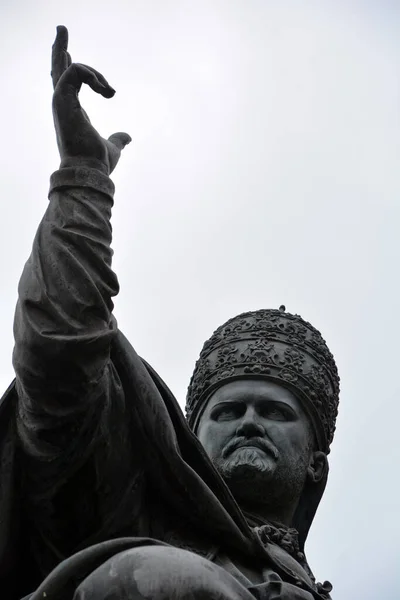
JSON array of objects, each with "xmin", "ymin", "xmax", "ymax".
[{"xmin": 51, "ymin": 25, "xmax": 70, "ymax": 90}]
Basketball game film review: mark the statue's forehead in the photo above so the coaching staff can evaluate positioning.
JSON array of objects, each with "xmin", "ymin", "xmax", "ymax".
[{"xmin": 204, "ymin": 379, "xmax": 302, "ymax": 412}]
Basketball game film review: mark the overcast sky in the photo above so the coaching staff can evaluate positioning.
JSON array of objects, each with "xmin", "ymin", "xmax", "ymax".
[{"xmin": 1, "ymin": 1, "xmax": 399, "ymax": 598}]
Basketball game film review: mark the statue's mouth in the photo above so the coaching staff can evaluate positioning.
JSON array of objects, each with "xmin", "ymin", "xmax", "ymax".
[
  {"xmin": 223, "ymin": 437, "xmax": 279, "ymax": 460},
  {"xmin": 237, "ymin": 444, "xmax": 266, "ymax": 452}
]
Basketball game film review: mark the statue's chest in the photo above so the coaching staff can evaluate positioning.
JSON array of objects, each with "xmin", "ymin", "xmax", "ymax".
[
  {"xmin": 218, "ymin": 543, "xmax": 315, "ymax": 589},
  {"xmin": 261, "ymin": 542, "xmax": 315, "ymax": 587},
  {"xmin": 163, "ymin": 526, "xmax": 315, "ymax": 591}
]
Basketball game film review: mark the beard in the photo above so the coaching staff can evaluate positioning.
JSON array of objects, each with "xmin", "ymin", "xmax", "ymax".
[
  {"xmin": 213, "ymin": 446, "xmax": 309, "ymax": 508},
  {"xmin": 217, "ymin": 447, "xmax": 273, "ymax": 479}
]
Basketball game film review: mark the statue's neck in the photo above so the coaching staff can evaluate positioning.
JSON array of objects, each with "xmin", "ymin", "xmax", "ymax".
[{"xmin": 240, "ymin": 502, "xmax": 295, "ymax": 528}]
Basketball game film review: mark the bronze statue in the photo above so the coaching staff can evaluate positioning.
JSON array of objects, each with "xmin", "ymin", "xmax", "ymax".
[{"xmin": 0, "ymin": 27, "xmax": 339, "ymax": 600}]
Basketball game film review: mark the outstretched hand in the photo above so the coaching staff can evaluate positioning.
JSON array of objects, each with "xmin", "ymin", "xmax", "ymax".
[{"xmin": 52, "ymin": 26, "xmax": 131, "ymax": 175}]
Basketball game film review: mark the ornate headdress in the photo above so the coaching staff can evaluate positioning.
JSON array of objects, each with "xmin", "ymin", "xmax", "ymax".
[{"xmin": 186, "ymin": 307, "xmax": 340, "ymax": 452}]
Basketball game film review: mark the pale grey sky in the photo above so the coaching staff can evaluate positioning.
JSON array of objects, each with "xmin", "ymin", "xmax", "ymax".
[{"xmin": 1, "ymin": 1, "xmax": 399, "ymax": 598}]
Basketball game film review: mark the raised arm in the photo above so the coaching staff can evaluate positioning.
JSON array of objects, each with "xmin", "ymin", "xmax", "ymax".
[{"xmin": 13, "ymin": 27, "xmax": 131, "ymax": 442}]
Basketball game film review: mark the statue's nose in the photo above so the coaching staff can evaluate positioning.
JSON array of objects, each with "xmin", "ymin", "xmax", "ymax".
[{"xmin": 236, "ymin": 408, "xmax": 265, "ymax": 437}]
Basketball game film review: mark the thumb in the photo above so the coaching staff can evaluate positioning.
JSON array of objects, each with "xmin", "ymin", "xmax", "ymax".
[{"xmin": 108, "ymin": 132, "xmax": 132, "ymax": 150}]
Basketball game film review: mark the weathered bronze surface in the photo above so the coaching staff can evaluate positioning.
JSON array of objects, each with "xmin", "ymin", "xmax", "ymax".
[{"xmin": 0, "ymin": 27, "xmax": 339, "ymax": 600}]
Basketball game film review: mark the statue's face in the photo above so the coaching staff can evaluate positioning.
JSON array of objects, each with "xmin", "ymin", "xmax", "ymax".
[{"xmin": 197, "ymin": 379, "xmax": 318, "ymax": 509}]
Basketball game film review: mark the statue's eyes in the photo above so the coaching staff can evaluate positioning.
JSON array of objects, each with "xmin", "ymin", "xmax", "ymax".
[
  {"xmin": 263, "ymin": 407, "xmax": 286, "ymax": 421},
  {"xmin": 260, "ymin": 404, "xmax": 293, "ymax": 421},
  {"xmin": 212, "ymin": 404, "xmax": 244, "ymax": 421},
  {"xmin": 211, "ymin": 402, "xmax": 294, "ymax": 422}
]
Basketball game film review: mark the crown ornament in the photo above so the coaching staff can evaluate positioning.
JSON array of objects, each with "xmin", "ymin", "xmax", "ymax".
[{"xmin": 186, "ymin": 308, "xmax": 340, "ymax": 452}]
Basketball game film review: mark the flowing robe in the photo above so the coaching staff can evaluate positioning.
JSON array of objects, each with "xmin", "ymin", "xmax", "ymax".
[{"xmin": 0, "ymin": 167, "xmax": 330, "ymax": 599}]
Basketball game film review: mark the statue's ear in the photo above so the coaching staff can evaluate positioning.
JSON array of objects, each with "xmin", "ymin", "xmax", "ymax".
[{"xmin": 307, "ymin": 451, "xmax": 328, "ymax": 483}]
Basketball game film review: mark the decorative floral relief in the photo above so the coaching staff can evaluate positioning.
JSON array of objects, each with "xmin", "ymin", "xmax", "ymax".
[
  {"xmin": 240, "ymin": 340, "xmax": 277, "ymax": 365},
  {"xmin": 215, "ymin": 345, "xmax": 239, "ymax": 369}
]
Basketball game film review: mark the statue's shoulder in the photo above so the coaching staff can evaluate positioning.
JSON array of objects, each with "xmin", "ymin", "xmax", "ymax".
[{"xmin": 160, "ymin": 510, "xmax": 218, "ymax": 561}]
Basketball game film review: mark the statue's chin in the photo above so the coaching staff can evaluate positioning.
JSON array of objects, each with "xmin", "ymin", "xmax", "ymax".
[{"xmin": 215, "ymin": 447, "xmax": 309, "ymax": 510}]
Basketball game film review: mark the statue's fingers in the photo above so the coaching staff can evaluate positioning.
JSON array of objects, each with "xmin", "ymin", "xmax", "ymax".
[
  {"xmin": 108, "ymin": 132, "xmax": 132, "ymax": 150},
  {"xmin": 75, "ymin": 63, "xmax": 115, "ymax": 98},
  {"xmin": 51, "ymin": 25, "xmax": 69, "ymax": 89},
  {"xmin": 56, "ymin": 63, "xmax": 115, "ymax": 98},
  {"xmin": 79, "ymin": 64, "xmax": 109, "ymax": 87},
  {"xmin": 55, "ymin": 25, "xmax": 68, "ymax": 49}
]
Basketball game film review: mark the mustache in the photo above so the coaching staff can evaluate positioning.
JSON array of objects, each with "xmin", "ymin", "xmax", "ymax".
[{"xmin": 222, "ymin": 436, "xmax": 279, "ymax": 460}]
